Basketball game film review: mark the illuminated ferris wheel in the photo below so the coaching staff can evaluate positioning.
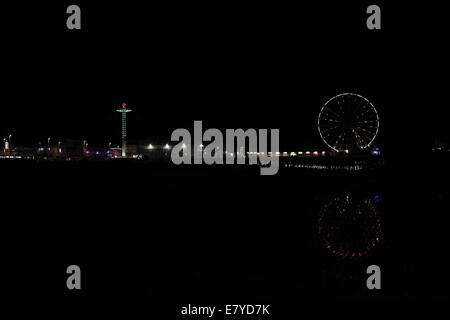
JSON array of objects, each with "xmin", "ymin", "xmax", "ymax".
[{"xmin": 318, "ymin": 93, "xmax": 379, "ymax": 152}]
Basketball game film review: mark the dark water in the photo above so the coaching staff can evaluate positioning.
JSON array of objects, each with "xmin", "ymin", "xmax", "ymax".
[{"xmin": 1, "ymin": 159, "xmax": 449, "ymax": 303}]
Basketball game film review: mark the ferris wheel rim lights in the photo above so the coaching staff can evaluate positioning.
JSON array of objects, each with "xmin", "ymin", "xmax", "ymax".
[{"xmin": 317, "ymin": 92, "xmax": 379, "ymax": 152}]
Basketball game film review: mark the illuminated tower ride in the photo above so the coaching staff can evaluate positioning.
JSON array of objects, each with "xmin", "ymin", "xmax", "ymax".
[{"xmin": 116, "ymin": 102, "xmax": 132, "ymax": 157}]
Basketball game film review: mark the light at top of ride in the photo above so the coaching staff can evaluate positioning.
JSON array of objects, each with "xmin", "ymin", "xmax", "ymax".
[{"xmin": 116, "ymin": 102, "xmax": 132, "ymax": 113}]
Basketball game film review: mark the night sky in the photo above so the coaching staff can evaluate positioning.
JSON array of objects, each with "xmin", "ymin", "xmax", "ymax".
[{"xmin": 1, "ymin": 2, "xmax": 447, "ymax": 154}]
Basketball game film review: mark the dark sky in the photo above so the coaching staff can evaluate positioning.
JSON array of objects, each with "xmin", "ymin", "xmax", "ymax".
[{"xmin": 1, "ymin": 2, "xmax": 447, "ymax": 152}]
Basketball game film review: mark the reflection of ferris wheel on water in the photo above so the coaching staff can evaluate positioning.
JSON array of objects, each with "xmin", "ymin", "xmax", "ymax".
[{"xmin": 318, "ymin": 93, "xmax": 379, "ymax": 152}]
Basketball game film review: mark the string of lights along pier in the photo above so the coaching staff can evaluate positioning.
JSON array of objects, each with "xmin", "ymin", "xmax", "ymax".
[{"xmin": 116, "ymin": 103, "xmax": 132, "ymax": 157}]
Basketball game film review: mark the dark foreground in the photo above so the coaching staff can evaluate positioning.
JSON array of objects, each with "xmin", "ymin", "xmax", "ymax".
[{"xmin": 0, "ymin": 157, "xmax": 448, "ymax": 305}]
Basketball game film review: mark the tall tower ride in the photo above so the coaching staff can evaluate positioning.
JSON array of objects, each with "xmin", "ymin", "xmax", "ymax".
[{"xmin": 116, "ymin": 102, "xmax": 132, "ymax": 157}]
